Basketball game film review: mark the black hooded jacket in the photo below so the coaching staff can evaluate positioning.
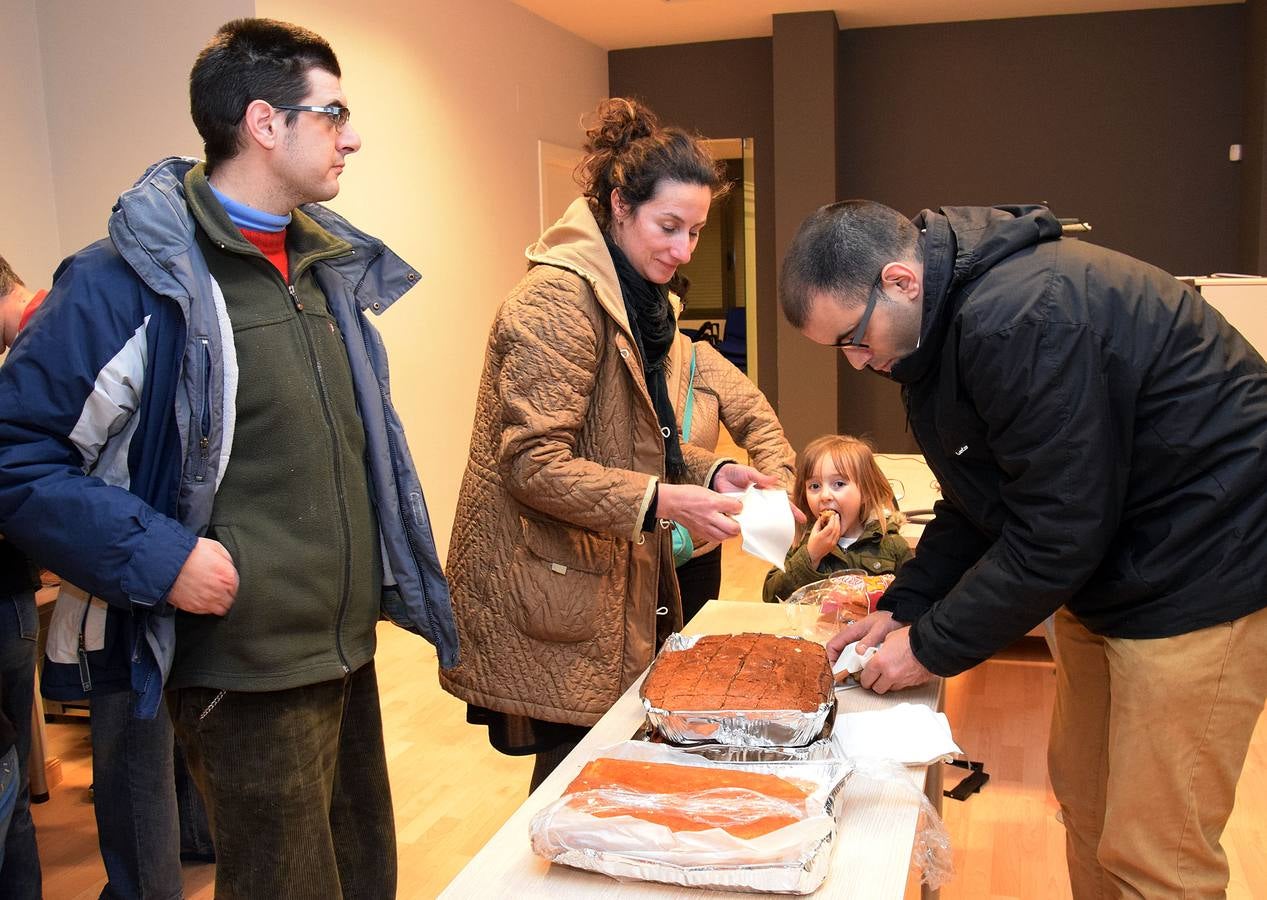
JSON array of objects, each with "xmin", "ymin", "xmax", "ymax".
[{"xmin": 878, "ymin": 205, "xmax": 1267, "ymax": 676}]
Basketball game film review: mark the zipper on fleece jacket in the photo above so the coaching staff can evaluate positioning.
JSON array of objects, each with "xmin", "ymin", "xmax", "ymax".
[
  {"xmin": 281, "ymin": 263, "xmax": 355, "ymax": 675},
  {"xmin": 246, "ymin": 250, "xmax": 357, "ymax": 675},
  {"xmin": 193, "ymin": 336, "xmax": 212, "ymax": 482}
]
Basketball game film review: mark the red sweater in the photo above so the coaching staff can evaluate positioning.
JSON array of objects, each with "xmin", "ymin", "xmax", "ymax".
[{"xmin": 240, "ymin": 228, "xmax": 289, "ymax": 282}]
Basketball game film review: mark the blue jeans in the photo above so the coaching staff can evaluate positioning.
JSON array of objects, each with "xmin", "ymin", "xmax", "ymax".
[
  {"xmin": 0, "ymin": 591, "xmax": 40, "ymax": 900},
  {"xmin": 0, "ymin": 747, "xmax": 19, "ymax": 873},
  {"xmin": 89, "ymin": 687, "xmax": 213, "ymax": 900}
]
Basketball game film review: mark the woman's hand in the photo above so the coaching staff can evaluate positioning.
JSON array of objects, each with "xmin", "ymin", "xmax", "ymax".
[
  {"xmin": 712, "ymin": 463, "xmax": 777, "ymax": 494},
  {"xmin": 656, "ymin": 483, "xmax": 743, "ymax": 544},
  {"xmin": 806, "ymin": 509, "xmax": 840, "ymax": 568}
]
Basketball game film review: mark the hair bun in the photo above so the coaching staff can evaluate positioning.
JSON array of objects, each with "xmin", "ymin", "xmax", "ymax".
[{"xmin": 584, "ymin": 97, "xmax": 659, "ymax": 154}]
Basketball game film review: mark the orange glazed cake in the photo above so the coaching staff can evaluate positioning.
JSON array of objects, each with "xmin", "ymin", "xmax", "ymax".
[
  {"xmin": 642, "ymin": 633, "xmax": 833, "ymax": 713},
  {"xmin": 564, "ymin": 757, "xmax": 812, "ymax": 839}
]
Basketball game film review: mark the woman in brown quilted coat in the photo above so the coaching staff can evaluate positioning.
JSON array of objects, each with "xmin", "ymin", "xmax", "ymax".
[{"xmin": 440, "ymin": 98, "xmax": 780, "ymax": 789}]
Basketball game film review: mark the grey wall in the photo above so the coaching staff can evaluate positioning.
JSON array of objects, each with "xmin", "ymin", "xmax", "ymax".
[
  {"xmin": 1242, "ymin": 0, "xmax": 1267, "ymax": 272},
  {"xmin": 837, "ymin": 5, "xmax": 1244, "ymax": 277}
]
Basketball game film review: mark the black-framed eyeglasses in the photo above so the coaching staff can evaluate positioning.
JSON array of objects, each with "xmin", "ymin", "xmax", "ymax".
[
  {"xmin": 271, "ymin": 103, "xmax": 351, "ymax": 131},
  {"xmin": 832, "ymin": 272, "xmax": 883, "ymax": 351}
]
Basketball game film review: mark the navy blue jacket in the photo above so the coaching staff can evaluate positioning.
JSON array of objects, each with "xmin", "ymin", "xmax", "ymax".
[{"xmin": 0, "ymin": 157, "xmax": 458, "ymax": 716}]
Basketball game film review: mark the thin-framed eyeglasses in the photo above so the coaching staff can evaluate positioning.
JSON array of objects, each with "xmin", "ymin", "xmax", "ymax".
[
  {"xmin": 271, "ymin": 103, "xmax": 351, "ymax": 131},
  {"xmin": 832, "ymin": 271, "xmax": 884, "ymax": 352}
]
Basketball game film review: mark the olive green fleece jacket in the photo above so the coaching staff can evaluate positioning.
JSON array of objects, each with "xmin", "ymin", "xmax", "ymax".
[
  {"xmin": 168, "ymin": 165, "xmax": 381, "ymax": 691},
  {"xmin": 762, "ymin": 519, "xmax": 912, "ymax": 603}
]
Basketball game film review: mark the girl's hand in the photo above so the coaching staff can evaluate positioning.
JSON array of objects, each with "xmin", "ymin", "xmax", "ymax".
[{"xmin": 806, "ymin": 509, "xmax": 840, "ymax": 568}]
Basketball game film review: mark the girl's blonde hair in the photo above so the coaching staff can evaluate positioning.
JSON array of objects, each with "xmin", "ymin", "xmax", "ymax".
[{"xmin": 793, "ymin": 434, "xmax": 905, "ymax": 534}]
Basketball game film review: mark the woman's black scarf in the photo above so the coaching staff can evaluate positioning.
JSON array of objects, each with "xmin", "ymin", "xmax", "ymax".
[{"xmin": 605, "ymin": 237, "xmax": 688, "ymax": 480}]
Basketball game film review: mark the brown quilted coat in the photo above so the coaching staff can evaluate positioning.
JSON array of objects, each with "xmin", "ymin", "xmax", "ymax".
[
  {"xmin": 439, "ymin": 198, "xmax": 723, "ymax": 726},
  {"xmin": 666, "ymin": 332, "xmax": 796, "ymax": 558}
]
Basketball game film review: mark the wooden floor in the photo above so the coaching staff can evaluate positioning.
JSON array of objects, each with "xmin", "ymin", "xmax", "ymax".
[{"xmin": 31, "ymin": 439, "xmax": 1267, "ymax": 898}]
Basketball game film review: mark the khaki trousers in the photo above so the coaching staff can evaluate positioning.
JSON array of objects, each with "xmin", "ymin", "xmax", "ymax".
[{"xmin": 1048, "ymin": 606, "xmax": 1267, "ymax": 899}]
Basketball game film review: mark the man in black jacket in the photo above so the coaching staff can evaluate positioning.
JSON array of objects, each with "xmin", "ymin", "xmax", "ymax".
[{"xmin": 780, "ymin": 199, "xmax": 1267, "ymax": 898}]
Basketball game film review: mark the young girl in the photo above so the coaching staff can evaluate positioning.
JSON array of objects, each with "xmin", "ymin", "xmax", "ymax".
[{"xmin": 762, "ymin": 434, "xmax": 911, "ymax": 603}]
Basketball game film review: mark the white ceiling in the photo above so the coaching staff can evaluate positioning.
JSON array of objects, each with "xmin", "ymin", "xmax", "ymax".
[{"xmin": 510, "ymin": 0, "xmax": 1237, "ymax": 50}]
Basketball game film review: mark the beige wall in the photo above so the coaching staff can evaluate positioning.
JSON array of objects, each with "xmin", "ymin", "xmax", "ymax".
[
  {"xmin": 0, "ymin": 0, "xmax": 62, "ymax": 284},
  {"xmin": 30, "ymin": 0, "xmax": 252, "ymax": 257},
  {"xmin": 7, "ymin": 0, "xmax": 606, "ymax": 559},
  {"xmin": 257, "ymin": 0, "xmax": 608, "ymax": 557}
]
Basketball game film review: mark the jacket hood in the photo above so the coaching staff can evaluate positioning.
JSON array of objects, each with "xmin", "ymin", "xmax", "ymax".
[
  {"xmin": 890, "ymin": 204, "xmax": 1062, "ymax": 385},
  {"xmin": 860, "ymin": 517, "xmax": 904, "ymax": 540},
  {"xmin": 108, "ymin": 156, "xmax": 421, "ymax": 315},
  {"xmin": 526, "ymin": 197, "xmax": 631, "ymax": 336}
]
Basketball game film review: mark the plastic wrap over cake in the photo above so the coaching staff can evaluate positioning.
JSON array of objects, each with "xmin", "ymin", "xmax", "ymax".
[
  {"xmin": 529, "ymin": 741, "xmax": 853, "ymax": 894},
  {"xmin": 641, "ymin": 633, "xmax": 835, "ymax": 748}
]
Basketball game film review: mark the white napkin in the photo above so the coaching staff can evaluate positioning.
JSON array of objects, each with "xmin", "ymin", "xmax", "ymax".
[
  {"xmin": 728, "ymin": 486, "xmax": 795, "ymax": 570},
  {"xmin": 831, "ymin": 640, "xmax": 878, "ymax": 677},
  {"xmin": 830, "ymin": 702, "xmax": 963, "ymax": 766}
]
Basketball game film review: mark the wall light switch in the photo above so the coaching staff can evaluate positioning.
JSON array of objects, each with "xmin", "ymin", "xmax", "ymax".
[{"xmin": 1230, "ymin": 143, "xmax": 1243, "ymax": 162}]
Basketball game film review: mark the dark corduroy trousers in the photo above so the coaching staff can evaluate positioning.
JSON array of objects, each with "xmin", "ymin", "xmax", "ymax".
[{"xmin": 169, "ymin": 662, "xmax": 395, "ymax": 900}]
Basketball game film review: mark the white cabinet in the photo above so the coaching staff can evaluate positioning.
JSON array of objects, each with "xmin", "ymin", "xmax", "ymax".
[{"xmin": 1195, "ymin": 276, "xmax": 1267, "ymax": 358}]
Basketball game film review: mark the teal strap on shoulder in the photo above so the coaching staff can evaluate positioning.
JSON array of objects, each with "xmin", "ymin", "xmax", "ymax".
[
  {"xmin": 671, "ymin": 522, "xmax": 694, "ymax": 566},
  {"xmin": 681, "ymin": 346, "xmax": 697, "ymax": 441}
]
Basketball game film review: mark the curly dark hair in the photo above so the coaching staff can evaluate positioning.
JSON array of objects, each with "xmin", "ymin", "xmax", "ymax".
[{"xmin": 576, "ymin": 98, "xmax": 729, "ymax": 232}]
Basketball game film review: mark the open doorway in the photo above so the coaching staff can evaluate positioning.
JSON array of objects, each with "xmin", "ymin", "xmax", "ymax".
[{"xmin": 676, "ymin": 138, "xmax": 758, "ymax": 383}]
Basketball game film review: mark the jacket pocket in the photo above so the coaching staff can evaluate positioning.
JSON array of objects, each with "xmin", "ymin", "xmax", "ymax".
[
  {"xmin": 207, "ymin": 525, "xmax": 241, "ymax": 620},
  {"xmin": 189, "ymin": 336, "xmax": 212, "ymax": 482},
  {"xmin": 45, "ymin": 583, "xmax": 107, "ymax": 667},
  {"xmin": 855, "ymin": 553, "xmax": 894, "ymax": 576},
  {"xmin": 505, "ymin": 515, "xmax": 615, "ymax": 644}
]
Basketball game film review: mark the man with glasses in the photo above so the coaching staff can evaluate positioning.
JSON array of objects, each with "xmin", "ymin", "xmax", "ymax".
[
  {"xmin": 779, "ymin": 199, "xmax": 1267, "ymax": 898},
  {"xmin": 0, "ymin": 18, "xmax": 457, "ymax": 898}
]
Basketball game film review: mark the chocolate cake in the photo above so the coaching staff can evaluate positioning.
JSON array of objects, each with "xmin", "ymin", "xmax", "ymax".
[{"xmin": 641, "ymin": 633, "xmax": 833, "ymax": 713}]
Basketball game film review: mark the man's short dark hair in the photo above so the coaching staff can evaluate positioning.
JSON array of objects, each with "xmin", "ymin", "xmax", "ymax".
[
  {"xmin": 779, "ymin": 200, "xmax": 921, "ymax": 328},
  {"xmin": 190, "ymin": 18, "xmax": 341, "ymax": 174},
  {"xmin": 0, "ymin": 255, "xmax": 23, "ymax": 298}
]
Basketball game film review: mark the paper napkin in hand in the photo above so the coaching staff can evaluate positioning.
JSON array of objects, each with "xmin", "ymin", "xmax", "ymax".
[
  {"xmin": 832, "ymin": 640, "xmax": 878, "ymax": 677},
  {"xmin": 730, "ymin": 486, "xmax": 795, "ymax": 570}
]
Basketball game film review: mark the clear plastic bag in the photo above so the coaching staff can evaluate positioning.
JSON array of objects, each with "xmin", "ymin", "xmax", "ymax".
[
  {"xmin": 781, "ymin": 570, "xmax": 870, "ymax": 640},
  {"xmin": 529, "ymin": 742, "xmax": 851, "ymax": 893},
  {"xmin": 848, "ymin": 757, "xmax": 955, "ymax": 890}
]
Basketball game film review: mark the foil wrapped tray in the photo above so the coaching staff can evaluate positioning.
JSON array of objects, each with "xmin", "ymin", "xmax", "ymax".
[
  {"xmin": 547, "ymin": 833, "xmax": 835, "ymax": 895},
  {"xmin": 641, "ymin": 633, "xmax": 836, "ymax": 748},
  {"xmin": 666, "ymin": 735, "xmax": 841, "ymax": 764},
  {"xmin": 530, "ymin": 742, "xmax": 854, "ymax": 894}
]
